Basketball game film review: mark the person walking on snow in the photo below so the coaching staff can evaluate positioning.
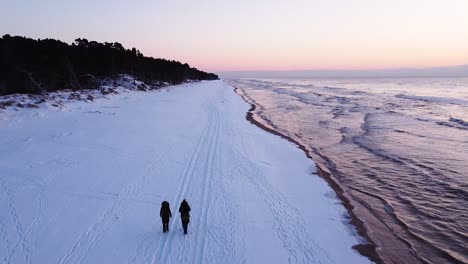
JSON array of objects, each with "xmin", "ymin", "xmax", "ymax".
[
  {"xmin": 179, "ymin": 199, "xmax": 191, "ymax": 235},
  {"xmin": 160, "ymin": 201, "xmax": 172, "ymax": 233}
]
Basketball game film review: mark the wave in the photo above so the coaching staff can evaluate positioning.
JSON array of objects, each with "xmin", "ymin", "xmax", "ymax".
[
  {"xmin": 436, "ymin": 118, "xmax": 468, "ymax": 131},
  {"xmin": 395, "ymin": 94, "xmax": 468, "ymax": 106},
  {"xmin": 449, "ymin": 117, "xmax": 468, "ymax": 127}
]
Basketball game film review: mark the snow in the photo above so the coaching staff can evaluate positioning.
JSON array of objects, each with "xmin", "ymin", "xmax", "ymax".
[
  {"xmin": 0, "ymin": 80, "xmax": 372, "ymax": 263},
  {"xmin": 0, "ymin": 74, "xmax": 159, "ymax": 113}
]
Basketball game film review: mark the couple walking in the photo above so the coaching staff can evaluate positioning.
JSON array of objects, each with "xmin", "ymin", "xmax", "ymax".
[{"xmin": 160, "ymin": 199, "xmax": 191, "ymax": 235}]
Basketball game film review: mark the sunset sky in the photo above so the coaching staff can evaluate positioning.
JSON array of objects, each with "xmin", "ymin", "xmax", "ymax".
[{"xmin": 2, "ymin": 0, "xmax": 468, "ymax": 73}]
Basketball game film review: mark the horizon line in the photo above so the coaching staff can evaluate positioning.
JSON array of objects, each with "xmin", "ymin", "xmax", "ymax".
[
  {"xmin": 217, "ymin": 64, "xmax": 468, "ymax": 78},
  {"xmin": 216, "ymin": 64, "xmax": 468, "ymax": 74}
]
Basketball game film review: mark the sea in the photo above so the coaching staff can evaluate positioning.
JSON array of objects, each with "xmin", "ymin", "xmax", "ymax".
[{"xmin": 228, "ymin": 77, "xmax": 468, "ymax": 264}]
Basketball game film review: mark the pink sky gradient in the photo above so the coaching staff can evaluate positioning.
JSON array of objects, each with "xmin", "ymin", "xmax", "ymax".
[{"xmin": 2, "ymin": 0, "xmax": 468, "ymax": 73}]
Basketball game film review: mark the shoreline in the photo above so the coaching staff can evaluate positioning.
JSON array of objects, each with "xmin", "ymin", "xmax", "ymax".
[
  {"xmin": 0, "ymin": 80, "xmax": 376, "ymax": 263},
  {"xmin": 232, "ymin": 86, "xmax": 382, "ymax": 264}
]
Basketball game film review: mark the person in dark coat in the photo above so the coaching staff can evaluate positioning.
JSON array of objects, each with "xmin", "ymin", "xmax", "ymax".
[
  {"xmin": 160, "ymin": 201, "xmax": 172, "ymax": 233},
  {"xmin": 179, "ymin": 199, "xmax": 191, "ymax": 235}
]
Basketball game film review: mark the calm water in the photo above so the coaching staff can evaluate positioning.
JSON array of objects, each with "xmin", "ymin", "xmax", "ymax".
[{"xmin": 229, "ymin": 77, "xmax": 468, "ymax": 264}]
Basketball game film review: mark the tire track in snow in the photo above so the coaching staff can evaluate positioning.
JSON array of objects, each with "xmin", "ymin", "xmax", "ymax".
[
  {"xmin": 155, "ymin": 107, "xmax": 215, "ymax": 264},
  {"xmin": 172, "ymin": 92, "xmax": 236, "ymax": 264},
  {"xmin": 184, "ymin": 86, "xmax": 242, "ymax": 264},
  {"xmin": 178, "ymin": 104, "xmax": 219, "ymax": 264},
  {"xmin": 124, "ymin": 118, "xmax": 207, "ymax": 264},
  {"xmin": 194, "ymin": 108, "xmax": 220, "ymax": 264},
  {"xmin": 200, "ymin": 102, "xmax": 240, "ymax": 264}
]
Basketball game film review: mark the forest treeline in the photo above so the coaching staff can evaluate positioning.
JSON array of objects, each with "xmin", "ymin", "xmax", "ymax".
[{"xmin": 0, "ymin": 35, "xmax": 218, "ymax": 95}]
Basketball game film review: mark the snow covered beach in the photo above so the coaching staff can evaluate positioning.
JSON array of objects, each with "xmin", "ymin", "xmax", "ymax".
[{"xmin": 0, "ymin": 81, "xmax": 372, "ymax": 263}]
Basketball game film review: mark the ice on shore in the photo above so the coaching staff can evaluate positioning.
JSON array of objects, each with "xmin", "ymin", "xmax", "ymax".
[{"xmin": 0, "ymin": 80, "xmax": 372, "ymax": 263}]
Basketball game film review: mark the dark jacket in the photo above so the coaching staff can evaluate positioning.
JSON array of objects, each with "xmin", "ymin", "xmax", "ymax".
[
  {"xmin": 160, "ymin": 201, "xmax": 172, "ymax": 221},
  {"xmin": 179, "ymin": 200, "xmax": 191, "ymax": 223}
]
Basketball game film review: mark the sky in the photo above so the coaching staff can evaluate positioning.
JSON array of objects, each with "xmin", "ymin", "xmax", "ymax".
[{"xmin": 1, "ymin": 0, "xmax": 468, "ymax": 74}]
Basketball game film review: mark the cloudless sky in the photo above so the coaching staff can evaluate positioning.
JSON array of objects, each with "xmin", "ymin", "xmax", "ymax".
[{"xmin": 2, "ymin": 0, "xmax": 468, "ymax": 73}]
